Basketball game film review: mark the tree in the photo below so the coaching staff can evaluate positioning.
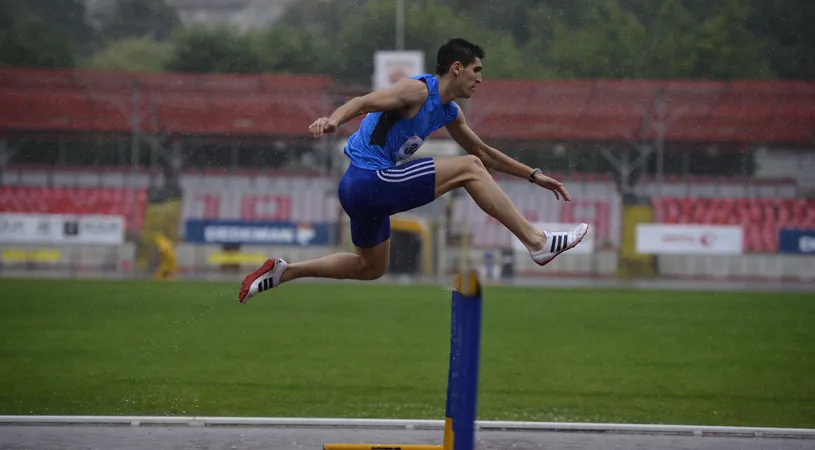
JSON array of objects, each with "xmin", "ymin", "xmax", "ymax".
[
  {"xmin": 164, "ymin": 25, "xmax": 262, "ymax": 74},
  {"xmin": 275, "ymin": 0, "xmax": 359, "ymax": 41},
  {"xmin": 81, "ymin": 36, "xmax": 174, "ymax": 72},
  {"xmin": 252, "ymin": 25, "xmax": 337, "ymax": 75},
  {"xmin": 541, "ymin": 0, "xmax": 649, "ymax": 78},
  {"xmin": 746, "ymin": 0, "xmax": 815, "ymax": 79},
  {"xmin": 137, "ymin": 0, "xmax": 809, "ymax": 81},
  {"xmin": 0, "ymin": 16, "xmax": 75, "ymax": 68},
  {"xmin": 330, "ymin": 0, "xmax": 529, "ymax": 83},
  {"xmin": 612, "ymin": 0, "xmax": 713, "ymax": 79},
  {"xmin": 331, "ymin": 0, "xmax": 402, "ymax": 82},
  {"xmin": 23, "ymin": 0, "xmax": 96, "ymax": 48},
  {"xmin": 406, "ymin": 1, "xmax": 528, "ymax": 79},
  {"xmin": 100, "ymin": 0, "xmax": 180, "ymax": 42},
  {"xmin": 0, "ymin": 0, "xmax": 95, "ymax": 67},
  {"xmin": 690, "ymin": 0, "xmax": 773, "ymax": 79},
  {"xmin": 0, "ymin": 0, "xmax": 28, "ymax": 29}
]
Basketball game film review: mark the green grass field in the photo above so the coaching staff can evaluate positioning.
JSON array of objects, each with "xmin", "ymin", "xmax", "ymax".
[{"xmin": 0, "ymin": 278, "xmax": 813, "ymax": 428}]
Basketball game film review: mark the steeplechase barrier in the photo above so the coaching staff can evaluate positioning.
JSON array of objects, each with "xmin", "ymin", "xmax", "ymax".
[{"xmin": 323, "ymin": 270, "xmax": 484, "ymax": 450}]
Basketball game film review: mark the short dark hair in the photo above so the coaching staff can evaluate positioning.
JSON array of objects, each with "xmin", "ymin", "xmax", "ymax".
[{"xmin": 435, "ymin": 38, "xmax": 485, "ymax": 75}]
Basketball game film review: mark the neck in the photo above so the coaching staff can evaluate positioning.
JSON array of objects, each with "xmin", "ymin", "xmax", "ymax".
[{"xmin": 435, "ymin": 74, "xmax": 457, "ymax": 104}]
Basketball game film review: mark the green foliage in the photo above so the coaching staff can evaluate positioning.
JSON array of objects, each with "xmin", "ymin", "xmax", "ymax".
[
  {"xmin": 745, "ymin": 0, "xmax": 815, "ymax": 79},
  {"xmin": 81, "ymin": 36, "xmax": 174, "ymax": 72},
  {"xmin": 0, "ymin": 0, "xmax": 95, "ymax": 67},
  {"xmin": 691, "ymin": 0, "xmax": 774, "ymax": 79},
  {"xmin": 164, "ymin": 25, "xmax": 261, "ymax": 74},
  {"xmin": 0, "ymin": 16, "xmax": 75, "ymax": 68},
  {"xmin": 23, "ymin": 0, "xmax": 96, "ymax": 46},
  {"xmin": 532, "ymin": 0, "xmax": 774, "ymax": 80},
  {"xmin": 99, "ymin": 0, "xmax": 181, "ymax": 41},
  {"xmin": 252, "ymin": 25, "xmax": 338, "ymax": 75},
  {"xmin": 543, "ymin": 0, "xmax": 650, "ymax": 78},
  {"xmin": 636, "ymin": 0, "xmax": 700, "ymax": 78},
  {"xmin": 2, "ymin": 0, "xmax": 812, "ymax": 80}
]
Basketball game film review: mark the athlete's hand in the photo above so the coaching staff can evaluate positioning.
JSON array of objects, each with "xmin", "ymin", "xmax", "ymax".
[
  {"xmin": 309, "ymin": 117, "xmax": 338, "ymax": 138},
  {"xmin": 534, "ymin": 173, "xmax": 572, "ymax": 201}
]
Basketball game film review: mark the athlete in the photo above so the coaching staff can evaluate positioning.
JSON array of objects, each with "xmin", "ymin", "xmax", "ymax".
[{"xmin": 238, "ymin": 38, "xmax": 588, "ymax": 303}]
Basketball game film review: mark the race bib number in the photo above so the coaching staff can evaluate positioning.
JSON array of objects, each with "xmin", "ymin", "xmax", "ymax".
[{"xmin": 396, "ymin": 136, "xmax": 425, "ymax": 160}]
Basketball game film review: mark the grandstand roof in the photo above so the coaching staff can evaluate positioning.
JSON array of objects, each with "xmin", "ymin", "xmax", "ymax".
[
  {"xmin": 1, "ymin": 68, "xmax": 813, "ymax": 144},
  {"xmin": 0, "ymin": 68, "xmax": 333, "ymax": 138},
  {"xmin": 460, "ymin": 79, "xmax": 815, "ymax": 144}
]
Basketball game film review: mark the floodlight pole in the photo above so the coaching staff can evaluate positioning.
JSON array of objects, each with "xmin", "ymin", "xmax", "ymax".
[
  {"xmin": 130, "ymin": 85, "xmax": 140, "ymax": 223},
  {"xmin": 396, "ymin": 0, "xmax": 405, "ymax": 50}
]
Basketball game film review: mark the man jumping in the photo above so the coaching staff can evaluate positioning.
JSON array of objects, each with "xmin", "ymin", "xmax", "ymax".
[{"xmin": 238, "ymin": 38, "xmax": 588, "ymax": 303}]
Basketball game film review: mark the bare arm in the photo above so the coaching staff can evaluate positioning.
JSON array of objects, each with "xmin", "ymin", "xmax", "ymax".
[
  {"xmin": 309, "ymin": 78, "xmax": 428, "ymax": 137},
  {"xmin": 445, "ymin": 104, "xmax": 571, "ymax": 201},
  {"xmin": 445, "ymin": 104, "xmax": 534, "ymax": 178}
]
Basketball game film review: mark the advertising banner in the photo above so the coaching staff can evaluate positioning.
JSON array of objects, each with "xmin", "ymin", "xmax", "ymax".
[
  {"xmin": 1, "ymin": 249, "xmax": 62, "ymax": 263},
  {"xmin": 0, "ymin": 213, "xmax": 125, "ymax": 245},
  {"xmin": 185, "ymin": 220, "xmax": 332, "ymax": 246},
  {"xmin": 511, "ymin": 222, "xmax": 595, "ymax": 254},
  {"xmin": 373, "ymin": 51, "xmax": 424, "ymax": 91},
  {"xmin": 778, "ymin": 228, "xmax": 815, "ymax": 255},
  {"xmin": 636, "ymin": 224, "xmax": 743, "ymax": 255}
]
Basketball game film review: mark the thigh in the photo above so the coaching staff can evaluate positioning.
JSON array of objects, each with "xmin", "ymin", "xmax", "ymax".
[
  {"xmin": 373, "ymin": 157, "xmax": 438, "ymax": 215},
  {"xmin": 433, "ymin": 155, "xmax": 482, "ymax": 198},
  {"xmin": 340, "ymin": 157, "xmax": 438, "ymax": 217}
]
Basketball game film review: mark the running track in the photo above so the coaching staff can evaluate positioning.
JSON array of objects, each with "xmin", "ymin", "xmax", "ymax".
[{"xmin": 2, "ymin": 425, "xmax": 814, "ymax": 450}]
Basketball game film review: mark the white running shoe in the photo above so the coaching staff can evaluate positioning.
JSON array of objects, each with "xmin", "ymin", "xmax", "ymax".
[
  {"xmin": 238, "ymin": 258, "xmax": 288, "ymax": 304},
  {"xmin": 529, "ymin": 223, "xmax": 589, "ymax": 266}
]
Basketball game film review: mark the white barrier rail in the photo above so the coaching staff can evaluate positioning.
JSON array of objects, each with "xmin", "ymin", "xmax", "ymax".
[{"xmin": 0, "ymin": 416, "xmax": 813, "ymax": 438}]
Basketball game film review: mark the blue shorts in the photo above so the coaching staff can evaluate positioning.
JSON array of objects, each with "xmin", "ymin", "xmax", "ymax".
[{"xmin": 337, "ymin": 157, "xmax": 437, "ymax": 248}]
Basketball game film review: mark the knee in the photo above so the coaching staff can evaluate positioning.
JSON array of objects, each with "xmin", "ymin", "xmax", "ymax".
[
  {"xmin": 357, "ymin": 257, "xmax": 388, "ymax": 280},
  {"xmin": 463, "ymin": 155, "xmax": 488, "ymax": 177}
]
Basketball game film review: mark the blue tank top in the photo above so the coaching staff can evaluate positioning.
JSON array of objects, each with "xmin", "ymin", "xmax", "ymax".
[{"xmin": 344, "ymin": 74, "xmax": 460, "ymax": 170}]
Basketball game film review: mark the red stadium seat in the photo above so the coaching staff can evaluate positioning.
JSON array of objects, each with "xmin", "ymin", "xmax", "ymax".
[
  {"xmin": 0, "ymin": 186, "xmax": 147, "ymax": 233},
  {"xmin": 652, "ymin": 197, "xmax": 815, "ymax": 252}
]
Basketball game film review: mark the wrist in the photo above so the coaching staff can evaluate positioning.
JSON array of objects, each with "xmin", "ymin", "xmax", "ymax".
[
  {"xmin": 330, "ymin": 99, "xmax": 361, "ymax": 126},
  {"xmin": 327, "ymin": 114, "xmax": 343, "ymax": 127},
  {"xmin": 528, "ymin": 168, "xmax": 542, "ymax": 183}
]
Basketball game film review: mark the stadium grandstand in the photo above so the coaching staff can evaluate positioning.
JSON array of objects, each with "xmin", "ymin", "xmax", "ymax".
[{"xmin": 1, "ymin": 67, "xmax": 814, "ymax": 283}]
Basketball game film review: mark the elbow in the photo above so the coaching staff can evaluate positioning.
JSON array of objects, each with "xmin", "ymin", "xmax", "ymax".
[{"xmin": 469, "ymin": 145, "xmax": 490, "ymax": 165}]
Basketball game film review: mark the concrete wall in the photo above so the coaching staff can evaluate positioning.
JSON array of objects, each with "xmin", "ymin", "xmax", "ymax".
[{"xmin": 656, "ymin": 254, "xmax": 815, "ymax": 281}]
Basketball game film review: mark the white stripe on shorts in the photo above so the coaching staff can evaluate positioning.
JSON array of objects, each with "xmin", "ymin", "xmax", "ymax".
[
  {"xmin": 385, "ymin": 160, "xmax": 434, "ymax": 173},
  {"xmin": 376, "ymin": 161, "xmax": 435, "ymax": 183}
]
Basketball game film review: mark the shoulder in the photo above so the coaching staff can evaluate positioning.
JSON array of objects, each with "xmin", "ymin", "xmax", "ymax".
[
  {"xmin": 409, "ymin": 73, "xmax": 436, "ymax": 88},
  {"xmin": 391, "ymin": 77, "xmax": 430, "ymax": 103}
]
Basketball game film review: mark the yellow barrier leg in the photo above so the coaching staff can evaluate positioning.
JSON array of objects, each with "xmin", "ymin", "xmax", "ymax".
[
  {"xmin": 443, "ymin": 416, "xmax": 454, "ymax": 450},
  {"xmin": 323, "ymin": 445, "xmax": 443, "ymax": 450}
]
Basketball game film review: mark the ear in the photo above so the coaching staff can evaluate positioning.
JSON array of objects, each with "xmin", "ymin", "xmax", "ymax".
[{"xmin": 452, "ymin": 61, "xmax": 462, "ymax": 75}]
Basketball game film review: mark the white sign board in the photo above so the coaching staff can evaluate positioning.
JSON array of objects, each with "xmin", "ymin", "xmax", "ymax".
[
  {"xmin": 636, "ymin": 224, "xmax": 743, "ymax": 255},
  {"xmin": 373, "ymin": 51, "xmax": 424, "ymax": 91},
  {"xmin": 512, "ymin": 222, "xmax": 594, "ymax": 254},
  {"xmin": 0, "ymin": 213, "xmax": 125, "ymax": 245}
]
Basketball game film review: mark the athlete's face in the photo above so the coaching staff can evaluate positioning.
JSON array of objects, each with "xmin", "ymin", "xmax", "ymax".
[{"xmin": 452, "ymin": 58, "xmax": 483, "ymax": 98}]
